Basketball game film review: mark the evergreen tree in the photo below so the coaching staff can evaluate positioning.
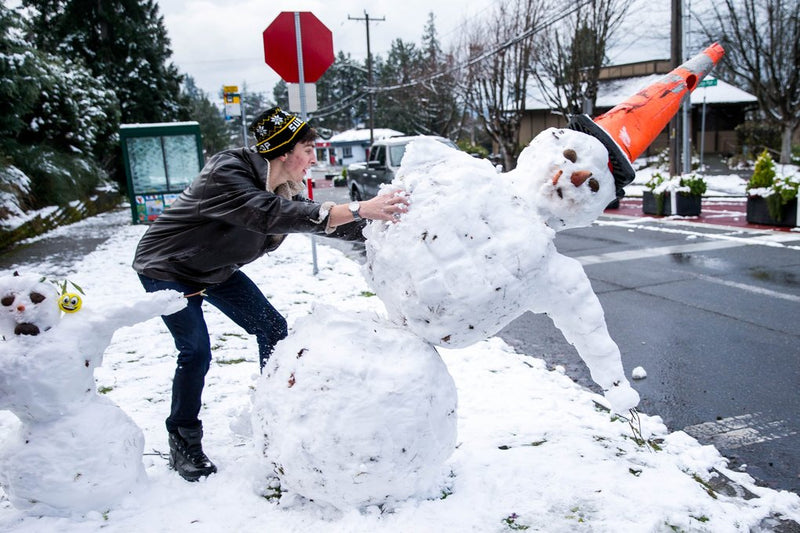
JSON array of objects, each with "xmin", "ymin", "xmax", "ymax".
[
  {"xmin": 1, "ymin": 3, "xmax": 117, "ymax": 180},
  {"xmin": 374, "ymin": 39, "xmax": 424, "ymax": 134},
  {"xmin": 22, "ymin": 0, "xmax": 183, "ymax": 125},
  {"xmin": 418, "ymin": 12, "xmax": 461, "ymax": 138},
  {"xmin": 0, "ymin": 4, "xmax": 41, "ymax": 145},
  {"xmin": 180, "ymin": 76, "xmax": 231, "ymax": 157},
  {"xmin": 311, "ymin": 52, "xmax": 369, "ymax": 132}
]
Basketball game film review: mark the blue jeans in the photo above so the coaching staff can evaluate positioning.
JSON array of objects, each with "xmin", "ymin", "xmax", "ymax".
[{"xmin": 138, "ymin": 271, "xmax": 287, "ymax": 432}]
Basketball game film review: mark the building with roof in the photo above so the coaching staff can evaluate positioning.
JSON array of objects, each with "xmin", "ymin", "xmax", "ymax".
[
  {"xmin": 521, "ymin": 59, "xmax": 758, "ymax": 157},
  {"xmin": 315, "ymin": 128, "xmax": 405, "ymax": 169}
]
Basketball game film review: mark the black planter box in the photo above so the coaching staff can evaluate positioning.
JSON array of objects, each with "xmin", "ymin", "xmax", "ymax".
[
  {"xmin": 746, "ymin": 196, "xmax": 798, "ymax": 227},
  {"xmin": 642, "ymin": 191, "xmax": 702, "ymax": 216}
]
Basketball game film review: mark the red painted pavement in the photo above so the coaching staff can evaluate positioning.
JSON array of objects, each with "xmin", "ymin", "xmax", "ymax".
[{"xmin": 605, "ymin": 197, "xmax": 797, "ymax": 232}]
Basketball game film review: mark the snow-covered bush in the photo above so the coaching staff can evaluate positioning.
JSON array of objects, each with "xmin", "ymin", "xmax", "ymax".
[
  {"xmin": 645, "ymin": 172, "xmax": 707, "ymax": 196},
  {"xmin": 747, "ymin": 150, "xmax": 776, "ymax": 190}
]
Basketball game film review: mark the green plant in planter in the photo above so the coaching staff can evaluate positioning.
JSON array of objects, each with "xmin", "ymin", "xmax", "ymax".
[
  {"xmin": 747, "ymin": 149, "xmax": 797, "ymax": 220},
  {"xmin": 747, "ymin": 149, "xmax": 776, "ymax": 190},
  {"xmin": 646, "ymin": 172, "xmax": 706, "ymax": 195},
  {"xmin": 644, "ymin": 171, "xmax": 667, "ymax": 191},
  {"xmin": 680, "ymin": 174, "xmax": 707, "ymax": 195},
  {"xmin": 645, "ymin": 172, "xmax": 706, "ymax": 215},
  {"xmin": 766, "ymin": 175, "xmax": 799, "ymax": 220},
  {"xmin": 333, "ymin": 167, "xmax": 347, "ymax": 187}
]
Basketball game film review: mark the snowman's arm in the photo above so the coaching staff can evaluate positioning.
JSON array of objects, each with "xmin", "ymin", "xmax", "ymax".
[
  {"xmin": 87, "ymin": 289, "xmax": 187, "ymax": 338},
  {"xmin": 535, "ymin": 252, "xmax": 639, "ymax": 413}
]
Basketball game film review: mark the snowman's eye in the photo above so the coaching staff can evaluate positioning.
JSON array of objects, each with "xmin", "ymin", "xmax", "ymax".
[
  {"xmin": 1, "ymin": 295, "xmax": 13, "ymax": 306},
  {"xmin": 563, "ymin": 149, "xmax": 577, "ymax": 163},
  {"xmin": 29, "ymin": 292, "xmax": 46, "ymax": 304}
]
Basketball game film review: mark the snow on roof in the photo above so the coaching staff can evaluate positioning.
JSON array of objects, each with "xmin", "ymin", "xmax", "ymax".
[
  {"xmin": 526, "ymin": 75, "xmax": 757, "ymax": 111},
  {"xmin": 120, "ymin": 121, "xmax": 200, "ymax": 128},
  {"xmin": 327, "ymin": 128, "xmax": 405, "ymax": 144}
]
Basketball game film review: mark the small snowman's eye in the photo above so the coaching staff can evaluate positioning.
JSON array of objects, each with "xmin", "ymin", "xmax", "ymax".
[
  {"xmin": 29, "ymin": 292, "xmax": 46, "ymax": 304},
  {"xmin": 1, "ymin": 295, "xmax": 13, "ymax": 306},
  {"xmin": 563, "ymin": 149, "xmax": 577, "ymax": 163}
]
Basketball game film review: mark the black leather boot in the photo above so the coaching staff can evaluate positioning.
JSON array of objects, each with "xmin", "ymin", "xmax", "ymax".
[{"xmin": 168, "ymin": 426, "xmax": 217, "ymax": 482}]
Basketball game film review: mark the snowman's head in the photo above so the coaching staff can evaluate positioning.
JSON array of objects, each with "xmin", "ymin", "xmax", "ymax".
[
  {"xmin": 0, "ymin": 272, "xmax": 61, "ymax": 338},
  {"xmin": 512, "ymin": 128, "xmax": 616, "ymax": 230}
]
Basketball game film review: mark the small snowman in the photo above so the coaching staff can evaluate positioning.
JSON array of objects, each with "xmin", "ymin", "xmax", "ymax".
[
  {"xmin": 252, "ymin": 305, "xmax": 457, "ymax": 512},
  {"xmin": 0, "ymin": 271, "xmax": 186, "ymax": 514},
  {"xmin": 364, "ymin": 128, "xmax": 639, "ymax": 414}
]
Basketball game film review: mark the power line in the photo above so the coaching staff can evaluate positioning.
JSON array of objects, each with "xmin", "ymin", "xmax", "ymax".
[{"xmin": 364, "ymin": 0, "xmax": 593, "ymax": 94}]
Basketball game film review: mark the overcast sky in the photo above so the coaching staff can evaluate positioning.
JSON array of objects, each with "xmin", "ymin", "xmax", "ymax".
[{"xmin": 157, "ymin": 0, "xmax": 674, "ymax": 104}]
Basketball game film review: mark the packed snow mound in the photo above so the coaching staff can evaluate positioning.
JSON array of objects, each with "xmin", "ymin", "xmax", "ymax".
[
  {"xmin": 0, "ymin": 271, "xmax": 186, "ymax": 514},
  {"xmin": 0, "ymin": 399, "xmax": 145, "ymax": 513},
  {"xmin": 252, "ymin": 304, "xmax": 457, "ymax": 511},
  {"xmin": 364, "ymin": 129, "xmax": 638, "ymax": 412}
]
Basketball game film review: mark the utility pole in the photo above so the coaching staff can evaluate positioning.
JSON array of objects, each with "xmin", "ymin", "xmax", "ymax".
[
  {"xmin": 348, "ymin": 11, "xmax": 385, "ymax": 146},
  {"xmin": 681, "ymin": 0, "xmax": 692, "ymax": 175},
  {"xmin": 669, "ymin": 0, "xmax": 682, "ymax": 177}
]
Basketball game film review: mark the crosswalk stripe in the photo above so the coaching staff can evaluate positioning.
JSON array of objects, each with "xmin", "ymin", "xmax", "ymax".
[{"xmin": 683, "ymin": 413, "xmax": 798, "ymax": 450}]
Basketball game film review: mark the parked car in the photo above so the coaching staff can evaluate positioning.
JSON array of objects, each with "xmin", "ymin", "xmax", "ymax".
[{"xmin": 346, "ymin": 135, "xmax": 458, "ymax": 201}]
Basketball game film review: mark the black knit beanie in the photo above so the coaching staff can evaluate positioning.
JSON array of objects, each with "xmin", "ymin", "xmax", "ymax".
[{"xmin": 249, "ymin": 107, "xmax": 310, "ymax": 159}]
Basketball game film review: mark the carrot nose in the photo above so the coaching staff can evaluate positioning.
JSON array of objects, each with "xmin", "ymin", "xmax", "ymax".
[
  {"xmin": 16, "ymin": 305, "xmax": 25, "ymax": 312},
  {"xmin": 570, "ymin": 170, "xmax": 592, "ymax": 187}
]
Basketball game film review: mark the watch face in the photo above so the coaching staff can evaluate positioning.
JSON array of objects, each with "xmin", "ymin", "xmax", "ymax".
[{"xmin": 349, "ymin": 201, "xmax": 361, "ymax": 220}]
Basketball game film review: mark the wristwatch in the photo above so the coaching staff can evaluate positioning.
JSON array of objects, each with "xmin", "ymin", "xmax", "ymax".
[{"xmin": 348, "ymin": 201, "xmax": 362, "ymax": 221}]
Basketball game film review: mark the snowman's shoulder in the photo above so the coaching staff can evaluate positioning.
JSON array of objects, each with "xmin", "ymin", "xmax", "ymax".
[{"xmin": 401, "ymin": 139, "xmax": 495, "ymax": 175}]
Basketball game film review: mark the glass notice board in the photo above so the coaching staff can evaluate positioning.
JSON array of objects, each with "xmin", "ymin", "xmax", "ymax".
[{"xmin": 120, "ymin": 122, "xmax": 204, "ymax": 224}]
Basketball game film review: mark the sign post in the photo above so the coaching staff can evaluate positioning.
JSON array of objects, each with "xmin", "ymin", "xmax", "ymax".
[
  {"xmin": 223, "ymin": 85, "xmax": 248, "ymax": 147},
  {"xmin": 263, "ymin": 11, "xmax": 334, "ymax": 275},
  {"xmin": 697, "ymin": 77, "xmax": 716, "ymax": 169}
]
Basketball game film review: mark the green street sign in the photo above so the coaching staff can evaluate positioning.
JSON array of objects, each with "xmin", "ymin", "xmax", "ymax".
[{"xmin": 698, "ymin": 77, "xmax": 717, "ymax": 88}]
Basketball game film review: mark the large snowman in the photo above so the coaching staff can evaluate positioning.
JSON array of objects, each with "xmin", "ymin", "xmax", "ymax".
[
  {"xmin": 364, "ymin": 128, "xmax": 639, "ymax": 414},
  {"xmin": 0, "ymin": 271, "xmax": 186, "ymax": 514},
  {"xmin": 251, "ymin": 128, "xmax": 638, "ymax": 512}
]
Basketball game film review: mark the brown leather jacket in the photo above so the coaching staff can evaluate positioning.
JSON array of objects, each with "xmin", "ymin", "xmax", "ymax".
[{"xmin": 132, "ymin": 147, "xmax": 364, "ymax": 285}]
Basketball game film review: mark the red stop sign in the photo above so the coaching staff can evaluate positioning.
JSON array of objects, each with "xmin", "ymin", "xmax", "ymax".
[{"xmin": 263, "ymin": 12, "xmax": 334, "ymax": 83}]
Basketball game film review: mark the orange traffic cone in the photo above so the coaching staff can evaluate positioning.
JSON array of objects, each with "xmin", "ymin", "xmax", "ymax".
[{"xmin": 569, "ymin": 42, "xmax": 725, "ymax": 197}]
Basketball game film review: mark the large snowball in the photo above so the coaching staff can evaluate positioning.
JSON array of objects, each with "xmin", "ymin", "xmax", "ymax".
[
  {"xmin": 252, "ymin": 305, "xmax": 457, "ymax": 510},
  {"xmin": 0, "ymin": 397, "xmax": 145, "ymax": 513}
]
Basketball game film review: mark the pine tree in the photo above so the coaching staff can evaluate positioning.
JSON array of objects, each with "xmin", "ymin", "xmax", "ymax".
[
  {"xmin": 418, "ymin": 12, "xmax": 461, "ymax": 138},
  {"xmin": 180, "ymin": 76, "xmax": 231, "ymax": 157},
  {"xmin": 374, "ymin": 39, "xmax": 423, "ymax": 134},
  {"xmin": 22, "ymin": 0, "xmax": 183, "ymax": 125},
  {"xmin": 312, "ymin": 52, "xmax": 369, "ymax": 132},
  {"xmin": 748, "ymin": 149, "xmax": 776, "ymax": 190},
  {"xmin": 0, "ymin": 4, "xmax": 40, "ymax": 144}
]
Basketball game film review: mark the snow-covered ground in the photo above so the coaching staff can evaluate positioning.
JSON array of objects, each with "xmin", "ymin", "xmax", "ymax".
[{"xmin": 1, "ymin": 208, "xmax": 798, "ymax": 532}]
